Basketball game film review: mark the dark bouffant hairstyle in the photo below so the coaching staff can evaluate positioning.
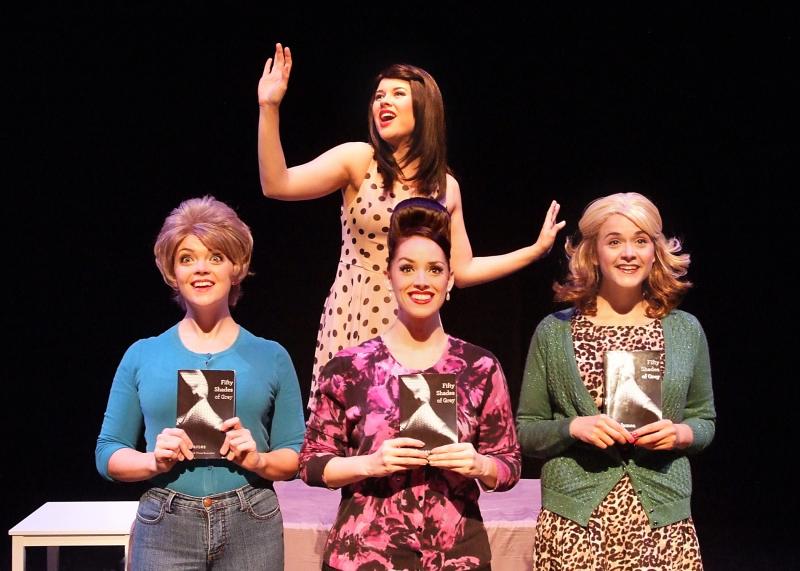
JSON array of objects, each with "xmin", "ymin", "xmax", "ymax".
[{"xmin": 387, "ymin": 198, "xmax": 451, "ymax": 265}]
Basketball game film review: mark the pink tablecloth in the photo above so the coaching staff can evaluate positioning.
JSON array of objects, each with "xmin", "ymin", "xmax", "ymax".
[{"xmin": 274, "ymin": 478, "xmax": 541, "ymax": 570}]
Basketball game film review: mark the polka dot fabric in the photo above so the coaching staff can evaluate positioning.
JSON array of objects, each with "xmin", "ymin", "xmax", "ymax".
[{"xmin": 309, "ymin": 160, "xmax": 420, "ymax": 407}]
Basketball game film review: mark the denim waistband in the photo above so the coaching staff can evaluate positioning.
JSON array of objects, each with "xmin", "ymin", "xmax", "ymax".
[{"xmin": 144, "ymin": 481, "xmax": 275, "ymax": 513}]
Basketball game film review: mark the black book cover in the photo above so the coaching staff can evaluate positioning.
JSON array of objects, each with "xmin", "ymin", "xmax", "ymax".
[
  {"xmin": 176, "ymin": 369, "xmax": 235, "ymax": 459},
  {"xmin": 399, "ymin": 373, "xmax": 458, "ymax": 451},
  {"xmin": 603, "ymin": 350, "xmax": 663, "ymax": 430}
]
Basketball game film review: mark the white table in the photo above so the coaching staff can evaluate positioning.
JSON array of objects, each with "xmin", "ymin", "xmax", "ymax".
[{"xmin": 8, "ymin": 501, "xmax": 137, "ymax": 571}]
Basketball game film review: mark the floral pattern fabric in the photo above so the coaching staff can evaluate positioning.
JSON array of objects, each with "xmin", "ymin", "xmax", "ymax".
[{"xmin": 300, "ymin": 336, "xmax": 521, "ymax": 570}]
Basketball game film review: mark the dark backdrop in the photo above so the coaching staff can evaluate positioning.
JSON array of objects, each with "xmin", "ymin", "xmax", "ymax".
[{"xmin": 7, "ymin": 4, "xmax": 794, "ymax": 570}]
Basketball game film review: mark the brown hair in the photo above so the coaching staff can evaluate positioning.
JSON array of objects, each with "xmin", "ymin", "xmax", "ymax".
[
  {"xmin": 154, "ymin": 196, "xmax": 253, "ymax": 307},
  {"xmin": 553, "ymin": 192, "xmax": 691, "ymax": 318},
  {"xmin": 387, "ymin": 198, "xmax": 451, "ymax": 265},
  {"xmin": 368, "ymin": 64, "xmax": 448, "ymax": 200}
]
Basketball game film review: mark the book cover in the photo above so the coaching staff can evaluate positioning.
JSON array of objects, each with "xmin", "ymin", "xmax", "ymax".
[
  {"xmin": 603, "ymin": 350, "xmax": 663, "ymax": 431},
  {"xmin": 176, "ymin": 369, "xmax": 235, "ymax": 459},
  {"xmin": 398, "ymin": 373, "xmax": 458, "ymax": 451}
]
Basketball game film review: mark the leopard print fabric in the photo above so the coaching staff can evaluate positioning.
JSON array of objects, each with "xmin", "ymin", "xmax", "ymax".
[{"xmin": 532, "ymin": 312, "xmax": 703, "ymax": 570}]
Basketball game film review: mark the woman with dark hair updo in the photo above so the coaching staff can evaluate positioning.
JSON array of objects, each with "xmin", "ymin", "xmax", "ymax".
[
  {"xmin": 299, "ymin": 198, "xmax": 521, "ymax": 570},
  {"xmin": 95, "ymin": 196, "xmax": 305, "ymax": 570},
  {"xmin": 517, "ymin": 192, "xmax": 716, "ymax": 570},
  {"xmin": 257, "ymin": 43, "xmax": 565, "ymax": 407}
]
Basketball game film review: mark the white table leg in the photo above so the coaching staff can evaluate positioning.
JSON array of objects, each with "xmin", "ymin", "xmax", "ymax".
[{"xmin": 11, "ymin": 537, "xmax": 25, "ymax": 571}]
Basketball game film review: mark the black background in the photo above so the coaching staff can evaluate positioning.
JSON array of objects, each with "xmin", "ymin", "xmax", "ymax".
[{"xmin": 6, "ymin": 3, "xmax": 794, "ymax": 570}]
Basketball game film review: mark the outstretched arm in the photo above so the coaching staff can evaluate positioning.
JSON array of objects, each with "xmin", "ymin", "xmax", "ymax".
[
  {"xmin": 446, "ymin": 176, "xmax": 566, "ymax": 287},
  {"xmin": 257, "ymin": 43, "xmax": 372, "ymax": 201}
]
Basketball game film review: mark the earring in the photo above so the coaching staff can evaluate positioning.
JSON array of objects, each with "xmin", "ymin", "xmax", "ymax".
[{"xmin": 446, "ymin": 290, "xmax": 451, "ymax": 301}]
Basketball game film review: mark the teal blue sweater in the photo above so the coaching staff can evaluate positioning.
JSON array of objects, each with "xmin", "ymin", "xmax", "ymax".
[
  {"xmin": 95, "ymin": 325, "xmax": 305, "ymax": 496},
  {"xmin": 517, "ymin": 308, "xmax": 716, "ymax": 528}
]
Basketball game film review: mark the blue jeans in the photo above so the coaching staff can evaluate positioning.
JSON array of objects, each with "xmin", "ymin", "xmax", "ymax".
[{"xmin": 129, "ymin": 483, "xmax": 284, "ymax": 570}]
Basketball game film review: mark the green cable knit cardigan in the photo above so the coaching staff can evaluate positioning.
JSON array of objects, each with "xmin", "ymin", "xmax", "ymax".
[{"xmin": 517, "ymin": 308, "xmax": 716, "ymax": 528}]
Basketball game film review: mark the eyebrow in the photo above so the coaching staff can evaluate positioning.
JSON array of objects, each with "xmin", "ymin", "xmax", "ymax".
[
  {"xmin": 176, "ymin": 246, "xmax": 220, "ymax": 256},
  {"xmin": 375, "ymin": 85, "xmax": 407, "ymax": 93},
  {"xmin": 397, "ymin": 257, "xmax": 446, "ymax": 266},
  {"xmin": 602, "ymin": 230, "xmax": 649, "ymax": 239}
]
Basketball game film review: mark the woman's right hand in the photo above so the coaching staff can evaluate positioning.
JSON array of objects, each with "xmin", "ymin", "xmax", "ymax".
[
  {"xmin": 258, "ymin": 43, "xmax": 292, "ymax": 107},
  {"xmin": 364, "ymin": 438, "xmax": 429, "ymax": 477},
  {"xmin": 569, "ymin": 415, "xmax": 634, "ymax": 449},
  {"xmin": 153, "ymin": 428, "xmax": 194, "ymax": 473}
]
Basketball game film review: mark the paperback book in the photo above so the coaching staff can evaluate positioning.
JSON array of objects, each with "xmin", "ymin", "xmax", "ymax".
[
  {"xmin": 603, "ymin": 350, "xmax": 663, "ymax": 431},
  {"xmin": 176, "ymin": 369, "xmax": 235, "ymax": 459},
  {"xmin": 399, "ymin": 373, "xmax": 458, "ymax": 451}
]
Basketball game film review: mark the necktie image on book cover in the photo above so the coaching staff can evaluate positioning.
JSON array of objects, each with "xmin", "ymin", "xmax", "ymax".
[
  {"xmin": 603, "ymin": 350, "xmax": 663, "ymax": 430},
  {"xmin": 399, "ymin": 373, "xmax": 458, "ymax": 451},
  {"xmin": 176, "ymin": 369, "xmax": 235, "ymax": 459}
]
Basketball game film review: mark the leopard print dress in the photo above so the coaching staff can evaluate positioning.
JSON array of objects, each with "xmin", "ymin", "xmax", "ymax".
[{"xmin": 532, "ymin": 312, "xmax": 703, "ymax": 570}]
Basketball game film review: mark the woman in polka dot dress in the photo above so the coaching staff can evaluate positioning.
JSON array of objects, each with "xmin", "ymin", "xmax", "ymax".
[{"xmin": 257, "ymin": 43, "xmax": 565, "ymax": 406}]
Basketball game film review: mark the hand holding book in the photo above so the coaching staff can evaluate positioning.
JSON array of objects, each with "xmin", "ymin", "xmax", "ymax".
[
  {"xmin": 427, "ymin": 442, "xmax": 498, "ymax": 489},
  {"xmin": 569, "ymin": 414, "xmax": 635, "ymax": 449},
  {"xmin": 219, "ymin": 417, "xmax": 261, "ymax": 470},
  {"xmin": 364, "ymin": 437, "xmax": 429, "ymax": 477},
  {"xmin": 152, "ymin": 427, "xmax": 195, "ymax": 472},
  {"xmin": 631, "ymin": 419, "xmax": 694, "ymax": 451}
]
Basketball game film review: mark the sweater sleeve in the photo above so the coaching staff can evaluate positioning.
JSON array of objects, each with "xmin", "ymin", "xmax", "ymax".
[
  {"xmin": 516, "ymin": 319, "xmax": 575, "ymax": 459},
  {"xmin": 682, "ymin": 318, "xmax": 716, "ymax": 455},
  {"xmin": 267, "ymin": 344, "xmax": 305, "ymax": 453},
  {"xmin": 298, "ymin": 358, "xmax": 350, "ymax": 487},
  {"xmin": 95, "ymin": 341, "xmax": 144, "ymax": 481}
]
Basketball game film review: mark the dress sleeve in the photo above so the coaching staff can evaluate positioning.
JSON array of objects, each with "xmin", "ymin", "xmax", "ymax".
[
  {"xmin": 476, "ymin": 356, "xmax": 521, "ymax": 492},
  {"xmin": 299, "ymin": 357, "xmax": 352, "ymax": 487},
  {"xmin": 267, "ymin": 344, "xmax": 306, "ymax": 453},
  {"xmin": 516, "ymin": 320, "xmax": 575, "ymax": 459},
  {"xmin": 95, "ymin": 341, "xmax": 144, "ymax": 481},
  {"xmin": 682, "ymin": 318, "xmax": 716, "ymax": 455}
]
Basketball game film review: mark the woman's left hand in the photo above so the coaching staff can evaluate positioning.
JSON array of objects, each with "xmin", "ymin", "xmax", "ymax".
[
  {"xmin": 632, "ymin": 420, "xmax": 694, "ymax": 451},
  {"xmin": 220, "ymin": 417, "xmax": 262, "ymax": 471},
  {"xmin": 532, "ymin": 200, "xmax": 566, "ymax": 257},
  {"xmin": 427, "ymin": 443, "xmax": 493, "ymax": 479}
]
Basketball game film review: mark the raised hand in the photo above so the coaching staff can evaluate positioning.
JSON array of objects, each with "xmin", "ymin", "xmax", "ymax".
[
  {"xmin": 258, "ymin": 42, "xmax": 293, "ymax": 107},
  {"xmin": 569, "ymin": 414, "xmax": 634, "ymax": 449},
  {"xmin": 533, "ymin": 200, "xmax": 566, "ymax": 257}
]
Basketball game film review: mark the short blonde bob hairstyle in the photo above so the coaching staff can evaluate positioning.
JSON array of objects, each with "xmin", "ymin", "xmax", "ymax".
[
  {"xmin": 154, "ymin": 196, "xmax": 253, "ymax": 307},
  {"xmin": 553, "ymin": 192, "xmax": 691, "ymax": 318}
]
